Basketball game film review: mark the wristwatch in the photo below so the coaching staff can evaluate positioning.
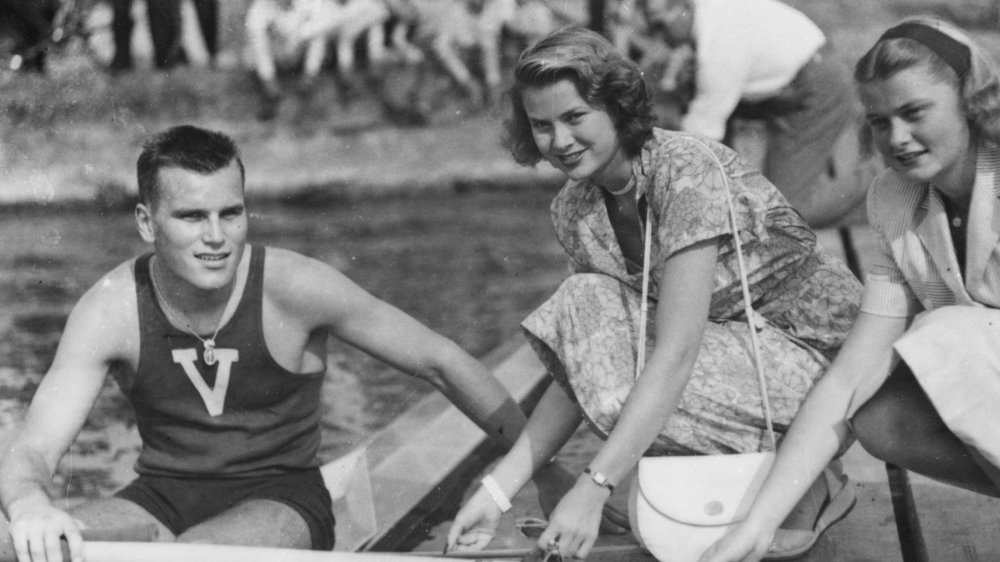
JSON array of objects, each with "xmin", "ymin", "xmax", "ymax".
[{"xmin": 584, "ymin": 467, "xmax": 615, "ymax": 494}]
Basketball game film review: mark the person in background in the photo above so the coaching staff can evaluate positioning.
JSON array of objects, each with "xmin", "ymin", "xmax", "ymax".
[
  {"xmin": 636, "ymin": 0, "xmax": 864, "ymax": 228},
  {"xmin": 445, "ymin": 26, "xmax": 861, "ymax": 561},
  {"xmin": 110, "ymin": 0, "xmax": 218, "ymax": 71},
  {"xmin": 0, "ymin": 0, "xmax": 59, "ymax": 73},
  {"xmin": 702, "ymin": 16, "xmax": 1000, "ymax": 562},
  {"xmin": 0, "ymin": 125, "xmax": 530, "ymax": 562},
  {"xmin": 245, "ymin": 0, "xmax": 390, "ymax": 120},
  {"xmin": 388, "ymin": 0, "xmax": 585, "ymax": 109}
]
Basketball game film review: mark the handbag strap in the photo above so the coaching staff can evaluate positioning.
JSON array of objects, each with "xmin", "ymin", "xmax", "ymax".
[{"xmin": 633, "ymin": 139, "xmax": 777, "ymax": 451}]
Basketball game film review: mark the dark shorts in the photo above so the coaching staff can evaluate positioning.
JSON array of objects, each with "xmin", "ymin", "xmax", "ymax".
[{"xmin": 114, "ymin": 468, "xmax": 335, "ymax": 550}]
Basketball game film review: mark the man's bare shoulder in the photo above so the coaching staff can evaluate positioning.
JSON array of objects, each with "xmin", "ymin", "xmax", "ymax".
[
  {"xmin": 76, "ymin": 259, "xmax": 138, "ymax": 306},
  {"xmin": 262, "ymin": 246, "xmax": 351, "ymax": 295},
  {"xmin": 68, "ymin": 258, "xmax": 140, "ymax": 335},
  {"xmin": 51, "ymin": 258, "xmax": 141, "ymax": 370},
  {"xmin": 260, "ymin": 246, "xmax": 370, "ymax": 324}
]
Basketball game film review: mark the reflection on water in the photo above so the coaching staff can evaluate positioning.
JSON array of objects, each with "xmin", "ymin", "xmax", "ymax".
[{"xmin": 0, "ymin": 188, "xmax": 566, "ymax": 500}]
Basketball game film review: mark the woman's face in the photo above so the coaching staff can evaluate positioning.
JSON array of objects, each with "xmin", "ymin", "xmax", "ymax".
[
  {"xmin": 521, "ymin": 79, "xmax": 631, "ymax": 189},
  {"xmin": 859, "ymin": 64, "xmax": 973, "ymax": 190}
]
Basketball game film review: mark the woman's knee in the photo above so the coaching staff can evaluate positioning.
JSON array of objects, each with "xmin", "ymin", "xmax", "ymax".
[
  {"xmin": 850, "ymin": 392, "xmax": 911, "ymax": 463},
  {"xmin": 910, "ymin": 305, "xmax": 978, "ymax": 331}
]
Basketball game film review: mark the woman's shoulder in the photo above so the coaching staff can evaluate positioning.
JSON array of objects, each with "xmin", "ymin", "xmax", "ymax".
[
  {"xmin": 640, "ymin": 129, "xmax": 739, "ymax": 172},
  {"xmin": 549, "ymin": 177, "xmax": 596, "ymax": 221},
  {"xmin": 867, "ymin": 168, "xmax": 922, "ymax": 206},
  {"xmin": 646, "ymin": 128, "xmax": 726, "ymax": 153},
  {"xmin": 866, "ymin": 168, "xmax": 924, "ymax": 232}
]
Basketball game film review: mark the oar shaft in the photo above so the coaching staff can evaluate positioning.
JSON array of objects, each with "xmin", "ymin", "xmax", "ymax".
[
  {"xmin": 414, "ymin": 544, "xmax": 644, "ymax": 559},
  {"xmin": 0, "ymin": 524, "xmax": 159, "ymax": 562}
]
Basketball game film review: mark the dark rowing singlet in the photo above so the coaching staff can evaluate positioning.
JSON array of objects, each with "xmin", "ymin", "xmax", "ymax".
[{"xmin": 120, "ymin": 246, "xmax": 324, "ymax": 477}]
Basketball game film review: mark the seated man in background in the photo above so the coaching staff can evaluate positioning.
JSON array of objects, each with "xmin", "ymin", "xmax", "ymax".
[
  {"xmin": 110, "ymin": 0, "xmax": 218, "ymax": 71},
  {"xmin": 0, "ymin": 0, "xmax": 59, "ymax": 72},
  {"xmin": 636, "ymin": 0, "xmax": 866, "ymax": 228},
  {"xmin": 389, "ymin": 0, "xmax": 586, "ymax": 108},
  {"xmin": 245, "ymin": 0, "xmax": 389, "ymax": 120},
  {"xmin": 0, "ymin": 125, "xmax": 529, "ymax": 561}
]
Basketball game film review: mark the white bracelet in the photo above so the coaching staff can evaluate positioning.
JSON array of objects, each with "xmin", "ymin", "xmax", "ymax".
[{"xmin": 480, "ymin": 474, "xmax": 513, "ymax": 513}]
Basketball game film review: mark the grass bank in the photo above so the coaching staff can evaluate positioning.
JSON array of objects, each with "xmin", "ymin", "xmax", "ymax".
[
  {"xmin": 0, "ymin": 54, "xmax": 558, "ymax": 208},
  {"xmin": 1, "ymin": 0, "xmax": 998, "ymax": 208}
]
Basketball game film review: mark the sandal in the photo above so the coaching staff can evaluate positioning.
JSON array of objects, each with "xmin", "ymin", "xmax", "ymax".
[{"xmin": 763, "ymin": 468, "xmax": 857, "ymax": 560}]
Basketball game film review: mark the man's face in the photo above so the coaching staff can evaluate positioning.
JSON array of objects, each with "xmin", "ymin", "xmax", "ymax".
[{"xmin": 136, "ymin": 160, "xmax": 248, "ymax": 294}]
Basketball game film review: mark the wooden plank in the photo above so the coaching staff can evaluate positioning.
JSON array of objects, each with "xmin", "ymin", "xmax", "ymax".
[
  {"xmin": 78, "ymin": 541, "xmax": 460, "ymax": 562},
  {"xmin": 322, "ymin": 340, "xmax": 551, "ymax": 552}
]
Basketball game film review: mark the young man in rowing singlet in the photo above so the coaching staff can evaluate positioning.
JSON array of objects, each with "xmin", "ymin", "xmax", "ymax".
[{"xmin": 0, "ymin": 125, "xmax": 529, "ymax": 562}]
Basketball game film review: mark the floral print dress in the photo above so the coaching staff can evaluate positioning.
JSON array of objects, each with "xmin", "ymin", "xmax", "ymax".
[{"xmin": 521, "ymin": 129, "xmax": 861, "ymax": 455}]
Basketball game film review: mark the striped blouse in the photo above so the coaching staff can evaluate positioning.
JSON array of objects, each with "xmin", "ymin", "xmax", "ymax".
[{"xmin": 862, "ymin": 140, "xmax": 1000, "ymax": 317}]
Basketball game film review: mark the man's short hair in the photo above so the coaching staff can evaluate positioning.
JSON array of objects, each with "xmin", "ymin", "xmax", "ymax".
[{"xmin": 137, "ymin": 125, "xmax": 246, "ymax": 206}]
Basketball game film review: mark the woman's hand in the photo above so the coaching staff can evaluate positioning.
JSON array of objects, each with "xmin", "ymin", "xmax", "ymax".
[
  {"xmin": 445, "ymin": 487, "xmax": 504, "ymax": 553},
  {"xmin": 698, "ymin": 521, "xmax": 774, "ymax": 562},
  {"xmin": 536, "ymin": 475, "xmax": 609, "ymax": 559}
]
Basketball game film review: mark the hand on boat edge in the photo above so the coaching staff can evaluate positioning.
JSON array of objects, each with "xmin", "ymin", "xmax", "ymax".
[{"xmin": 445, "ymin": 489, "xmax": 502, "ymax": 553}]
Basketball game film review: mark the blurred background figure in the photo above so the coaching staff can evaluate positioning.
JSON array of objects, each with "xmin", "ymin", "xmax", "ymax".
[
  {"xmin": 110, "ymin": 0, "xmax": 218, "ymax": 71},
  {"xmin": 312, "ymin": 0, "xmax": 390, "ymax": 92},
  {"xmin": 0, "ymin": 0, "xmax": 60, "ymax": 72},
  {"xmin": 245, "ymin": 0, "xmax": 390, "ymax": 121},
  {"xmin": 636, "ymin": 0, "xmax": 867, "ymax": 228},
  {"xmin": 390, "ymin": 0, "xmax": 586, "ymax": 109}
]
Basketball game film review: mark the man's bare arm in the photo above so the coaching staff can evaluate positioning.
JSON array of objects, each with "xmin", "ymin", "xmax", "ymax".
[
  {"xmin": 0, "ymin": 265, "xmax": 136, "ymax": 562},
  {"xmin": 270, "ymin": 250, "xmax": 527, "ymax": 450}
]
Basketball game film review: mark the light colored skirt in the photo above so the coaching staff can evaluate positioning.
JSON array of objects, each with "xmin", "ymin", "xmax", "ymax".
[
  {"xmin": 522, "ymin": 273, "xmax": 830, "ymax": 455},
  {"xmin": 894, "ymin": 305, "xmax": 1000, "ymax": 481}
]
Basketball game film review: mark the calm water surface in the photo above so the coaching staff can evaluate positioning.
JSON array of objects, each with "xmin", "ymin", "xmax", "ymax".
[{"xmin": 0, "ymin": 188, "xmax": 567, "ymax": 500}]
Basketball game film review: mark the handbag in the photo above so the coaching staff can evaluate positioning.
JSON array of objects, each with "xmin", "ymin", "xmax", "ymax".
[{"xmin": 626, "ymin": 138, "xmax": 778, "ymax": 562}]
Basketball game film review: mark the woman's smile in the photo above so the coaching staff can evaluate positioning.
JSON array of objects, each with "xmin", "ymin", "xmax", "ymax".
[
  {"xmin": 521, "ymin": 79, "xmax": 632, "ymax": 189},
  {"xmin": 860, "ymin": 64, "xmax": 973, "ymax": 191}
]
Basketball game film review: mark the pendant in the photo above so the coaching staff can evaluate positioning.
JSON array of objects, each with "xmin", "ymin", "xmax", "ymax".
[{"xmin": 203, "ymin": 340, "xmax": 217, "ymax": 366}]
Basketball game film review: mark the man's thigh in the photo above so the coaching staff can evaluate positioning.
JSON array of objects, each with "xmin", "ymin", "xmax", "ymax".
[
  {"xmin": 178, "ymin": 499, "xmax": 310, "ymax": 548},
  {"xmin": 68, "ymin": 497, "xmax": 176, "ymax": 541}
]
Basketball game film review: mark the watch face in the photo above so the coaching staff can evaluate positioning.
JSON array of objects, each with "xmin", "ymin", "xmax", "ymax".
[{"xmin": 586, "ymin": 467, "xmax": 613, "ymax": 489}]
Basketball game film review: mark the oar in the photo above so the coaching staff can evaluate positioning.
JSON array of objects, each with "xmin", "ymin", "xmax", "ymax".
[
  {"xmin": 74, "ymin": 542, "xmax": 458, "ymax": 562},
  {"xmin": 0, "ymin": 523, "xmax": 159, "ymax": 562},
  {"xmin": 1, "ymin": 541, "xmax": 644, "ymax": 562},
  {"xmin": 411, "ymin": 544, "xmax": 646, "ymax": 560}
]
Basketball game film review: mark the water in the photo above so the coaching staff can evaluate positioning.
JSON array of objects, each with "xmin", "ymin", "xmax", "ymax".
[{"xmin": 0, "ymin": 188, "xmax": 567, "ymax": 500}]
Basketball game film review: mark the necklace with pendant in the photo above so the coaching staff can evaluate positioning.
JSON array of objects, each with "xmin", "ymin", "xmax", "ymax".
[{"xmin": 150, "ymin": 258, "xmax": 234, "ymax": 366}]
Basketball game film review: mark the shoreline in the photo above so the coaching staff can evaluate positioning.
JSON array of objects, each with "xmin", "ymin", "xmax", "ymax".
[{"xmin": 1, "ymin": 115, "xmax": 561, "ymax": 209}]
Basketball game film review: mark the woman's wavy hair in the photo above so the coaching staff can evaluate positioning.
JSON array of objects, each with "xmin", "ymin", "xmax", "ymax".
[
  {"xmin": 855, "ymin": 16, "xmax": 1000, "ymax": 155},
  {"xmin": 502, "ymin": 26, "xmax": 655, "ymax": 166}
]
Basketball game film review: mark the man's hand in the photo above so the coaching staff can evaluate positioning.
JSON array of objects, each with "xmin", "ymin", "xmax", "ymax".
[
  {"xmin": 446, "ymin": 487, "xmax": 503, "ymax": 553},
  {"xmin": 8, "ymin": 501, "xmax": 84, "ymax": 562}
]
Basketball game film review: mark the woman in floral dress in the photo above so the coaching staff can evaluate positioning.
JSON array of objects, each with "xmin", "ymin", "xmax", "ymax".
[{"xmin": 447, "ymin": 26, "xmax": 861, "ymax": 560}]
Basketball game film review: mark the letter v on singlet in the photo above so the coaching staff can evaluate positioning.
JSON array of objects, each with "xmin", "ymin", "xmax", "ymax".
[{"xmin": 171, "ymin": 348, "xmax": 239, "ymax": 416}]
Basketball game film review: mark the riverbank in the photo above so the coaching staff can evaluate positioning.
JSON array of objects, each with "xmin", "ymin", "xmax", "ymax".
[
  {"xmin": 4, "ymin": 0, "xmax": 998, "ymax": 208},
  {"xmin": 0, "ymin": 63, "xmax": 560, "ymax": 207}
]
